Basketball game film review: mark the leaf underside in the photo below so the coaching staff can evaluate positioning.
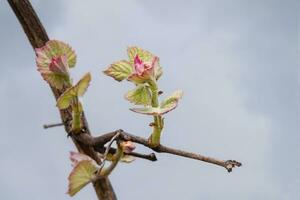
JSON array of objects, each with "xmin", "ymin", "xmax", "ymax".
[
  {"xmin": 67, "ymin": 160, "xmax": 98, "ymax": 197},
  {"xmin": 130, "ymin": 90, "xmax": 183, "ymax": 116}
]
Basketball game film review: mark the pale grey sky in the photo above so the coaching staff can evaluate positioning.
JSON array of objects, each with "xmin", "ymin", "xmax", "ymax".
[{"xmin": 1, "ymin": 0, "xmax": 299, "ymax": 199}]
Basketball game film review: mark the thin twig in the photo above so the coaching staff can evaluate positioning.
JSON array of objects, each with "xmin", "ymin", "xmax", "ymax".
[
  {"xmin": 128, "ymin": 152, "xmax": 157, "ymax": 161},
  {"xmin": 95, "ymin": 146, "xmax": 157, "ymax": 162},
  {"xmin": 120, "ymin": 130, "xmax": 242, "ymax": 172},
  {"xmin": 43, "ymin": 122, "xmax": 64, "ymax": 129}
]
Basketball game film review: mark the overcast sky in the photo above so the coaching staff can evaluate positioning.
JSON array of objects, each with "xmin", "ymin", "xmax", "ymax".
[{"xmin": 1, "ymin": 0, "xmax": 299, "ymax": 199}]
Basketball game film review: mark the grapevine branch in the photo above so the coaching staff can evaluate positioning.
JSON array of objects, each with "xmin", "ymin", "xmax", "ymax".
[
  {"xmin": 8, "ymin": 0, "xmax": 242, "ymax": 199},
  {"xmin": 74, "ymin": 130, "xmax": 241, "ymax": 172},
  {"xmin": 96, "ymin": 147, "xmax": 157, "ymax": 162},
  {"xmin": 7, "ymin": 0, "xmax": 116, "ymax": 199}
]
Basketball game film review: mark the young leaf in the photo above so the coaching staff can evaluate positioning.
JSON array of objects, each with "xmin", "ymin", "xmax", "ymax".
[
  {"xmin": 75, "ymin": 72, "xmax": 91, "ymax": 97},
  {"xmin": 69, "ymin": 151, "xmax": 96, "ymax": 167},
  {"xmin": 127, "ymin": 47, "xmax": 154, "ymax": 64},
  {"xmin": 56, "ymin": 73, "xmax": 91, "ymax": 109},
  {"xmin": 160, "ymin": 90, "xmax": 183, "ymax": 114},
  {"xmin": 129, "ymin": 106, "xmax": 161, "ymax": 115},
  {"xmin": 48, "ymin": 55, "xmax": 69, "ymax": 74},
  {"xmin": 38, "ymin": 69, "xmax": 69, "ymax": 90},
  {"xmin": 103, "ymin": 60, "xmax": 133, "ymax": 81},
  {"xmin": 37, "ymin": 55, "xmax": 70, "ymax": 89},
  {"xmin": 35, "ymin": 40, "xmax": 76, "ymax": 89},
  {"xmin": 127, "ymin": 47, "xmax": 163, "ymax": 81},
  {"xmin": 56, "ymin": 86, "xmax": 77, "ymax": 109},
  {"xmin": 36, "ymin": 40, "xmax": 77, "ymax": 69},
  {"xmin": 67, "ymin": 160, "xmax": 98, "ymax": 197},
  {"xmin": 155, "ymin": 63, "xmax": 163, "ymax": 80},
  {"xmin": 125, "ymin": 84, "xmax": 152, "ymax": 106},
  {"xmin": 130, "ymin": 90, "xmax": 183, "ymax": 115}
]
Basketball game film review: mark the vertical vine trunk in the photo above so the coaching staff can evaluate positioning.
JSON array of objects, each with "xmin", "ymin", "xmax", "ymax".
[{"xmin": 7, "ymin": 0, "xmax": 117, "ymax": 199}]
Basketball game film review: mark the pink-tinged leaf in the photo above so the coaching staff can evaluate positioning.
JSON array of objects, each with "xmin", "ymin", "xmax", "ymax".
[
  {"xmin": 48, "ymin": 40, "xmax": 76, "ymax": 68},
  {"xmin": 127, "ymin": 55, "xmax": 159, "ymax": 84},
  {"xmin": 67, "ymin": 160, "xmax": 98, "ymax": 197},
  {"xmin": 125, "ymin": 84, "xmax": 152, "ymax": 106},
  {"xmin": 127, "ymin": 47, "xmax": 162, "ymax": 81},
  {"xmin": 69, "ymin": 151, "xmax": 97, "ymax": 167},
  {"xmin": 35, "ymin": 46, "xmax": 53, "ymax": 69},
  {"xmin": 36, "ymin": 40, "xmax": 77, "ymax": 69},
  {"xmin": 48, "ymin": 56, "xmax": 69, "ymax": 74},
  {"xmin": 126, "ymin": 73, "xmax": 149, "ymax": 84},
  {"xmin": 159, "ymin": 90, "xmax": 184, "ymax": 114},
  {"xmin": 37, "ymin": 55, "xmax": 70, "ymax": 90},
  {"xmin": 103, "ymin": 60, "xmax": 133, "ymax": 81},
  {"xmin": 133, "ymin": 55, "xmax": 145, "ymax": 75},
  {"xmin": 35, "ymin": 40, "xmax": 76, "ymax": 89},
  {"xmin": 35, "ymin": 41, "xmax": 75, "ymax": 72},
  {"xmin": 127, "ymin": 46, "xmax": 154, "ymax": 64}
]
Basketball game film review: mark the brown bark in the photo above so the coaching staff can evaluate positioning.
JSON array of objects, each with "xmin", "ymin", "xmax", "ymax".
[
  {"xmin": 7, "ymin": 0, "xmax": 117, "ymax": 199},
  {"xmin": 76, "ymin": 130, "xmax": 242, "ymax": 172}
]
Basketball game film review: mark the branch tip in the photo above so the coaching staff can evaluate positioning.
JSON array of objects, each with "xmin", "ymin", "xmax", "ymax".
[
  {"xmin": 224, "ymin": 160, "xmax": 242, "ymax": 173},
  {"xmin": 43, "ymin": 122, "xmax": 64, "ymax": 129}
]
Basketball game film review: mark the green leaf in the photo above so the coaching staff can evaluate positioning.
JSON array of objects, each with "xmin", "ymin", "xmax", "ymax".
[
  {"xmin": 155, "ymin": 64, "xmax": 163, "ymax": 80},
  {"xmin": 67, "ymin": 160, "xmax": 98, "ymax": 197},
  {"xmin": 38, "ymin": 68, "xmax": 70, "ymax": 90},
  {"xmin": 56, "ymin": 86, "xmax": 77, "ymax": 109},
  {"xmin": 56, "ymin": 73, "xmax": 91, "ymax": 109},
  {"xmin": 103, "ymin": 60, "xmax": 132, "ymax": 81},
  {"xmin": 129, "ymin": 106, "xmax": 161, "ymax": 115},
  {"xmin": 70, "ymin": 151, "xmax": 96, "ymax": 167},
  {"xmin": 75, "ymin": 72, "xmax": 91, "ymax": 97},
  {"xmin": 125, "ymin": 84, "xmax": 152, "ymax": 106},
  {"xmin": 127, "ymin": 47, "xmax": 154, "ymax": 64},
  {"xmin": 130, "ymin": 90, "xmax": 183, "ymax": 116},
  {"xmin": 160, "ymin": 90, "xmax": 183, "ymax": 114}
]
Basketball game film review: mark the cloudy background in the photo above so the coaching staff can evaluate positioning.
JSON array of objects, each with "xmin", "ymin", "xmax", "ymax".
[{"xmin": 1, "ymin": 0, "xmax": 299, "ymax": 199}]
